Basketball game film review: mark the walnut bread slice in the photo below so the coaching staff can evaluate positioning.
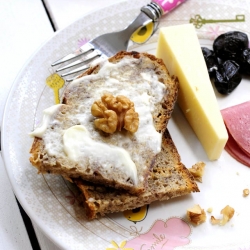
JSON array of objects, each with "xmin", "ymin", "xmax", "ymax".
[
  {"xmin": 29, "ymin": 51, "xmax": 179, "ymax": 194},
  {"xmin": 74, "ymin": 129, "xmax": 199, "ymax": 220}
]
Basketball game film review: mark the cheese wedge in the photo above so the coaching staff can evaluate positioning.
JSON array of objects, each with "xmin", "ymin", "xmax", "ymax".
[{"xmin": 156, "ymin": 24, "xmax": 228, "ymax": 160}]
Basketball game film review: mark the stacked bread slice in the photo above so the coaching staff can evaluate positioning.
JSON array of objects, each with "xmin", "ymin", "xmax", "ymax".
[
  {"xmin": 74, "ymin": 129, "xmax": 199, "ymax": 219},
  {"xmin": 29, "ymin": 51, "xmax": 199, "ymax": 219}
]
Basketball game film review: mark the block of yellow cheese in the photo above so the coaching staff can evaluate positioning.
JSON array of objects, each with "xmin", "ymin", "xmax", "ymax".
[{"xmin": 156, "ymin": 24, "xmax": 228, "ymax": 160}]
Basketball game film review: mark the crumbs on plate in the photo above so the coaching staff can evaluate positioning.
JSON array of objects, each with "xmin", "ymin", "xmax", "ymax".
[
  {"xmin": 210, "ymin": 205, "xmax": 235, "ymax": 226},
  {"xmin": 243, "ymin": 188, "xmax": 249, "ymax": 197},
  {"xmin": 186, "ymin": 204, "xmax": 206, "ymax": 225}
]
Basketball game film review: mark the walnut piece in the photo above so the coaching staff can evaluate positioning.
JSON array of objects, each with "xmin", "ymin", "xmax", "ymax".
[
  {"xmin": 186, "ymin": 204, "xmax": 206, "ymax": 225},
  {"xmin": 243, "ymin": 188, "xmax": 249, "ymax": 197},
  {"xmin": 94, "ymin": 110, "xmax": 118, "ymax": 134},
  {"xmin": 124, "ymin": 108, "xmax": 139, "ymax": 133},
  {"xmin": 220, "ymin": 205, "xmax": 235, "ymax": 226},
  {"xmin": 188, "ymin": 161, "xmax": 205, "ymax": 182},
  {"xmin": 210, "ymin": 205, "xmax": 235, "ymax": 226},
  {"xmin": 91, "ymin": 93, "xmax": 139, "ymax": 133},
  {"xmin": 210, "ymin": 215, "xmax": 220, "ymax": 225}
]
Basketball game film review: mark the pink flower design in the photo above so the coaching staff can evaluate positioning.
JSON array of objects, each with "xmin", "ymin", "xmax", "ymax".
[
  {"xmin": 125, "ymin": 217, "xmax": 191, "ymax": 250},
  {"xmin": 206, "ymin": 25, "xmax": 224, "ymax": 40},
  {"xmin": 78, "ymin": 38, "xmax": 90, "ymax": 47}
]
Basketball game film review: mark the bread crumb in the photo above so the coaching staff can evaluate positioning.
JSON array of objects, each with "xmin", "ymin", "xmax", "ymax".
[
  {"xmin": 188, "ymin": 161, "xmax": 205, "ymax": 182},
  {"xmin": 243, "ymin": 188, "xmax": 249, "ymax": 197},
  {"xmin": 207, "ymin": 207, "xmax": 213, "ymax": 213},
  {"xmin": 186, "ymin": 204, "xmax": 206, "ymax": 225}
]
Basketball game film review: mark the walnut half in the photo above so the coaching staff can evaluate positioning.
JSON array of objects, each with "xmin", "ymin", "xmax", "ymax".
[{"xmin": 91, "ymin": 93, "xmax": 139, "ymax": 134}]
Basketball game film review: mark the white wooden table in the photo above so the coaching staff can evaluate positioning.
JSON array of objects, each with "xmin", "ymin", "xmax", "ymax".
[{"xmin": 0, "ymin": 1, "xmax": 121, "ymax": 249}]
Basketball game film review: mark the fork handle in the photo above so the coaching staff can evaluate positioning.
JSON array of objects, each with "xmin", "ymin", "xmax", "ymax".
[{"xmin": 152, "ymin": 0, "xmax": 187, "ymax": 15}]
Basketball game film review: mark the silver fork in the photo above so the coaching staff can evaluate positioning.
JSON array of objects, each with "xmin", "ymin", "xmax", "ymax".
[{"xmin": 52, "ymin": 0, "xmax": 187, "ymax": 81}]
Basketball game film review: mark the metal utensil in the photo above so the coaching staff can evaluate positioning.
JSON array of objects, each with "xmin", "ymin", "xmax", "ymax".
[{"xmin": 52, "ymin": 0, "xmax": 186, "ymax": 81}]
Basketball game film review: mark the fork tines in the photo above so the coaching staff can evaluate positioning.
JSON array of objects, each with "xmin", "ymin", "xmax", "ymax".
[
  {"xmin": 56, "ymin": 49, "xmax": 102, "ymax": 74},
  {"xmin": 51, "ymin": 43, "xmax": 95, "ymax": 67}
]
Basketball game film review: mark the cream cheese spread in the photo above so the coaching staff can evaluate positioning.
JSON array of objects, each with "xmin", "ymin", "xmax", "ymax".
[
  {"xmin": 30, "ymin": 104, "xmax": 64, "ymax": 138},
  {"xmin": 70, "ymin": 58, "xmax": 166, "ymax": 155},
  {"xmin": 63, "ymin": 125, "xmax": 138, "ymax": 185}
]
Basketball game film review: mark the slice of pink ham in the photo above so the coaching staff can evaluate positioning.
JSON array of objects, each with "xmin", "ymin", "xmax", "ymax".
[
  {"xmin": 221, "ymin": 101, "xmax": 250, "ymax": 158},
  {"xmin": 225, "ymin": 131, "xmax": 250, "ymax": 167}
]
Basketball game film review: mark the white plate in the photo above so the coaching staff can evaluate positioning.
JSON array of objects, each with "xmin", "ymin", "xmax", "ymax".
[{"xmin": 2, "ymin": 0, "xmax": 250, "ymax": 249}]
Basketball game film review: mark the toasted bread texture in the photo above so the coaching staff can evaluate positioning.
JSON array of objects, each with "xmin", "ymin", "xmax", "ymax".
[
  {"xmin": 74, "ymin": 129, "xmax": 199, "ymax": 220},
  {"xmin": 29, "ymin": 51, "xmax": 179, "ymax": 194}
]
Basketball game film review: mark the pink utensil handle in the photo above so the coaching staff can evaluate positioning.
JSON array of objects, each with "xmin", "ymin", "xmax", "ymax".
[{"xmin": 152, "ymin": 0, "xmax": 187, "ymax": 15}]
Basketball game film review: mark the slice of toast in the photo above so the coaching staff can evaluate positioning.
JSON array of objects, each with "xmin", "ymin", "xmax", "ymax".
[
  {"xmin": 74, "ymin": 129, "xmax": 199, "ymax": 220},
  {"xmin": 29, "ymin": 51, "xmax": 179, "ymax": 194}
]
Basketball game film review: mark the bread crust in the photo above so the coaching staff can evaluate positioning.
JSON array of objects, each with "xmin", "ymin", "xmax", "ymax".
[
  {"xmin": 75, "ymin": 129, "xmax": 199, "ymax": 220},
  {"xmin": 29, "ymin": 51, "xmax": 179, "ymax": 194}
]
